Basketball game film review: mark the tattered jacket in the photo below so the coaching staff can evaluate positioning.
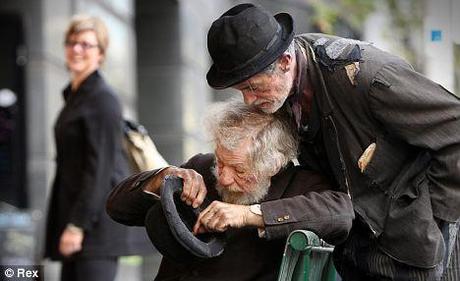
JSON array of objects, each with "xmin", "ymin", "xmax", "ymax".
[{"xmin": 293, "ymin": 33, "xmax": 460, "ymax": 268}]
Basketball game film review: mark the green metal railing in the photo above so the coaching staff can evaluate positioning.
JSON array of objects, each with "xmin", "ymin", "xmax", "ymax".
[{"xmin": 277, "ymin": 230, "xmax": 337, "ymax": 281}]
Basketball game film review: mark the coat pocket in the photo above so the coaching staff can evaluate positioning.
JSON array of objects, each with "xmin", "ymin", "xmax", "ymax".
[
  {"xmin": 377, "ymin": 155, "xmax": 444, "ymax": 268},
  {"xmin": 361, "ymin": 136, "xmax": 416, "ymax": 194}
]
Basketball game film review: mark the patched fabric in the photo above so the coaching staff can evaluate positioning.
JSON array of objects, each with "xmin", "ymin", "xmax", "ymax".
[
  {"xmin": 326, "ymin": 38, "xmax": 370, "ymax": 59},
  {"xmin": 345, "ymin": 62, "xmax": 360, "ymax": 86},
  {"xmin": 313, "ymin": 37, "xmax": 370, "ymax": 71},
  {"xmin": 313, "ymin": 37, "xmax": 329, "ymax": 47}
]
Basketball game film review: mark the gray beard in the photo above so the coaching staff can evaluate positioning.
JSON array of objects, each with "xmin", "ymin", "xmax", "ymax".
[{"xmin": 211, "ymin": 166, "xmax": 271, "ymax": 205}]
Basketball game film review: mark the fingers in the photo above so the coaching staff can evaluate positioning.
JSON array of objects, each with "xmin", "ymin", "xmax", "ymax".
[
  {"xmin": 193, "ymin": 182, "xmax": 207, "ymax": 208},
  {"xmin": 59, "ymin": 240, "xmax": 70, "ymax": 256},
  {"xmin": 181, "ymin": 170, "xmax": 199, "ymax": 205},
  {"xmin": 167, "ymin": 167, "xmax": 207, "ymax": 208},
  {"xmin": 193, "ymin": 202, "xmax": 215, "ymax": 234},
  {"xmin": 192, "ymin": 219, "xmax": 204, "ymax": 234},
  {"xmin": 193, "ymin": 201, "xmax": 232, "ymax": 234},
  {"xmin": 59, "ymin": 231, "xmax": 83, "ymax": 257},
  {"xmin": 59, "ymin": 242, "xmax": 81, "ymax": 256},
  {"xmin": 193, "ymin": 203, "xmax": 213, "ymax": 234}
]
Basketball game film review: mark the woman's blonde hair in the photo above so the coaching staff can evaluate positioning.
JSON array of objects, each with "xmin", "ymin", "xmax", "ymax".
[{"xmin": 65, "ymin": 15, "xmax": 109, "ymax": 57}]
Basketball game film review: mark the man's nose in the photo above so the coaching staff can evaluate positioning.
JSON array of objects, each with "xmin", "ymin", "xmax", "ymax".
[
  {"xmin": 218, "ymin": 167, "xmax": 234, "ymax": 186},
  {"xmin": 242, "ymin": 91, "xmax": 258, "ymax": 105}
]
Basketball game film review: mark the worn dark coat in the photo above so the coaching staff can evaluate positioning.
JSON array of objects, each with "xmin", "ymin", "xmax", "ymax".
[
  {"xmin": 293, "ymin": 33, "xmax": 460, "ymax": 268},
  {"xmin": 45, "ymin": 71, "xmax": 154, "ymax": 260},
  {"xmin": 106, "ymin": 153, "xmax": 354, "ymax": 281}
]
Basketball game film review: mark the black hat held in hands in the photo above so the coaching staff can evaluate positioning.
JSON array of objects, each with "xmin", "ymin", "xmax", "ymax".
[
  {"xmin": 206, "ymin": 3, "xmax": 295, "ymax": 89},
  {"xmin": 145, "ymin": 177, "xmax": 225, "ymax": 263}
]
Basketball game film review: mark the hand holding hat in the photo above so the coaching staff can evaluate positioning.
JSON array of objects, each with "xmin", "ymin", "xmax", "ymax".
[
  {"xmin": 145, "ymin": 166, "xmax": 207, "ymax": 208},
  {"xmin": 145, "ymin": 177, "xmax": 226, "ymax": 263}
]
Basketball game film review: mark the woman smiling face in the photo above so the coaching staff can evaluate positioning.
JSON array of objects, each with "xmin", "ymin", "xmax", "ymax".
[{"xmin": 65, "ymin": 30, "xmax": 103, "ymax": 81}]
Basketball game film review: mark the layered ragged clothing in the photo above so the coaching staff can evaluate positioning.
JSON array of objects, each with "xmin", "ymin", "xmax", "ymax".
[{"xmin": 290, "ymin": 33, "xmax": 460, "ymax": 278}]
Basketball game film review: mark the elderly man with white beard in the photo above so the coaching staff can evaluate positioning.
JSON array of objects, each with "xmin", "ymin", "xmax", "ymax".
[{"xmin": 106, "ymin": 100, "xmax": 354, "ymax": 281}]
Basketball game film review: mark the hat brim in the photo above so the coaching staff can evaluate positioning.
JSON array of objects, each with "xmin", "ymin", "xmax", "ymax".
[
  {"xmin": 145, "ymin": 177, "xmax": 225, "ymax": 260},
  {"xmin": 207, "ymin": 12, "xmax": 294, "ymax": 89},
  {"xmin": 145, "ymin": 203, "xmax": 197, "ymax": 263}
]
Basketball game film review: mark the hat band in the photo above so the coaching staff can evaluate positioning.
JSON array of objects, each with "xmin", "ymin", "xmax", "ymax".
[{"xmin": 216, "ymin": 24, "xmax": 282, "ymax": 74}]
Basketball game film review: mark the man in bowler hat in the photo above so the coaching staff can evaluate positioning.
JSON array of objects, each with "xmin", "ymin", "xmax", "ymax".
[
  {"xmin": 205, "ymin": 3, "xmax": 460, "ymax": 281},
  {"xmin": 106, "ymin": 100, "xmax": 354, "ymax": 281}
]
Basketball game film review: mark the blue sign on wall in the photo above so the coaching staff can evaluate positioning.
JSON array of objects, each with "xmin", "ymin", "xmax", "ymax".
[{"xmin": 431, "ymin": 30, "xmax": 442, "ymax": 42}]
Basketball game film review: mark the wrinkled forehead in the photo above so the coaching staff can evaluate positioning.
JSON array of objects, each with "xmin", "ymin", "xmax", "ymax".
[
  {"xmin": 232, "ymin": 72, "xmax": 273, "ymax": 90},
  {"xmin": 215, "ymin": 140, "xmax": 252, "ymax": 166}
]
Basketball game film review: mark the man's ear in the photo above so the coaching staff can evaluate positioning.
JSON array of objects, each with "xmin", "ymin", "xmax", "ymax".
[{"xmin": 278, "ymin": 53, "xmax": 293, "ymax": 73}]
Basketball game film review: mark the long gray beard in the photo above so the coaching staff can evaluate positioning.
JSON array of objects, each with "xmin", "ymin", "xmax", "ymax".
[{"xmin": 211, "ymin": 166, "xmax": 271, "ymax": 205}]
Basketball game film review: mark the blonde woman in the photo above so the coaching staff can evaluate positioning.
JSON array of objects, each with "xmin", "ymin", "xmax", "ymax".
[{"xmin": 44, "ymin": 15, "xmax": 152, "ymax": 281}]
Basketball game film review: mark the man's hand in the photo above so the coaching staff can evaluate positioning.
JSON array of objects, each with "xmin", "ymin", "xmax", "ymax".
[
  {"xmin": 193, "ymin": 201, "xmax": 263, "ymax": 234},
  {"xmin": 145, "ymin": 166, "xmax": 207, "ymax": 208},
  {"xmin": 59, "ymin": 226, "xmax": 84, "ymax": 257}
]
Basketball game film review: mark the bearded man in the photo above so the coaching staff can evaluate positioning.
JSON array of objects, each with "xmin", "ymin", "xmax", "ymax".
[
  {"xmin": 205, "ymin": 4, "xmax": 460, "ymax": 280},
  {"xmin": 106, "ymin": 100, "xmax": 353, "ymax": 281}
]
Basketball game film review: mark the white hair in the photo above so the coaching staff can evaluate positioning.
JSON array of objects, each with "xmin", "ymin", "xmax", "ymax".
[
  {"xmin": 205, "ymin": 99, "xmax": 298, "ymax": 177},
  {"xmin": 260, "ymin": 40, "xmax": 296, "ymax": 75}
]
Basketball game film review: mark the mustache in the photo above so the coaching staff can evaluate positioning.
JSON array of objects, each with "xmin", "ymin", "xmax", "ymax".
[
  {"xmin": 211, "ymin": 165, "xmax": 271, "ymax": 205},
  {"xmin": 253, "ymin": 99, "xmax": 270, "ymax": 106}
]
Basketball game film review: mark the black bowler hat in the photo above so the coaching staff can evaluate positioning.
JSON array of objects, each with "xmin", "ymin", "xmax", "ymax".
[
  {"xmin": 144, "ymin": 177, "xmax": 225, "ymax": 263},
  {"xmin": 206, "ymin": 3, "xmax": 294, "ymax": 89}
]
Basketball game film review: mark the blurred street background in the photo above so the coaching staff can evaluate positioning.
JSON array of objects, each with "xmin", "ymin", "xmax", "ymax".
[{"xmin": 0, "ymin": 0, "xmax": 459, "ymax": 280}]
